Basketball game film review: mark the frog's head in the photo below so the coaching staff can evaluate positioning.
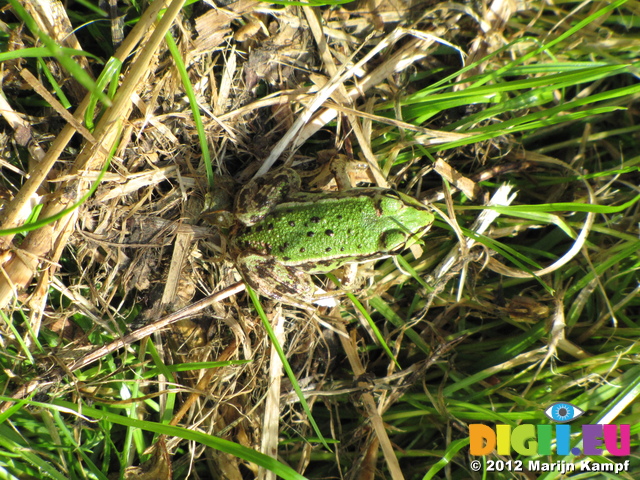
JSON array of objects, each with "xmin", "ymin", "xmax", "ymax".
[
  {"xmin": 378, "ymin": 190, "xmax": 434, "ymax": 250},
  {"xmin": 380, "ymin": 191, "xmax": 434, "ymax": 229}
]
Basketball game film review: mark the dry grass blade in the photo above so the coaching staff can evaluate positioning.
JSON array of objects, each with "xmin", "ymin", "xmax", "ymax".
[
  {"xmin": 19, "ymin": 68, "xmax": 96, "ymax": 143},
  {"xmin": 333, "ymin": 317, "xmax": 405, "ymax": 480},
  {"xmin": 303, "ymin": 6, "xmax": 386, "ymax": 186},
  {"xmin": 0, "ymin": 0, "xmax": 170, "ymax": 239},
  {"xmin": 259, "ymin": 313, "xmax": 285, "ymax": 480},
  {"xmin": 296, "ymin": 33, "xmax": 445, "ymax": 152}
]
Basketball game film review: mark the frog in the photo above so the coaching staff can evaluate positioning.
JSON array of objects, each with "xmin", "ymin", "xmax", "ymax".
[{"xmin": 228, "ymin": 167, "xmax": 435, "ymax": 308}]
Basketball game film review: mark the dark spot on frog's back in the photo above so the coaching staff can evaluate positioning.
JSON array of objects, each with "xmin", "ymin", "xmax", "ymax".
[
  {"xmin": 310, "ymin": 216, "xmax": 321, "ymax": 223},
  {"xmin": 325, "ymin": 229, "xmax": 334, "ymax": 237},
  {"xmin": 278, "ymin": 242, "xmax": 290, "ymax": 252}
]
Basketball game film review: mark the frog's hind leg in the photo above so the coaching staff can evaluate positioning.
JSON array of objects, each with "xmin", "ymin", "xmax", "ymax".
[{"xmin": 235, "ymin": 252, "xmax": 316, "ymax": 309}]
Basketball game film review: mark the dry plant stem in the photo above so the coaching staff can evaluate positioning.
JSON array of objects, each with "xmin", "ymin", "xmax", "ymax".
[
  {"xmin": 522, "ymin": 294, "xmax": 566, "ymax": 397},
  {"xmin": 358, "ymin": 437, "xmax": 379, "ymax": 480},
  {"xmin": 25, "ymin": 263, "xmax": 51, "ymax": 348},
  {"xmin": 19, "ymin": 69, "xmax": 96, "ymax": 143},
  {"xmin": 71, "ymin": 282, "xmax": 244, "ymax": 370},
  {"xmin": 0, "ymin": 282, "xmax": 246, "ymax": 413},
  {"xmin": 70, "ymin": 0, "xmax": 187, "ymax": 175},
  {"xmin": 161, "ymin": 231, "xmax": 194, "ymax": 305},
  {"xmin": 24, "ymin": 209, "xmax": 76, "ymax": 345},
  {"xmin": 332, "ymin": 316, "xmax": 405, "ymax": 480},
  {"xmin": 322, "ymin": 102, "xmax": 472, "ymax": 146},
  {"xmin": 0, "ymin": 97, "xmax": 90, "ymax": 240},
  {"xmin": 258, "ymin": 312, "xmax": 285, "ymax": 480},
  {"xmin": 0, "ymin": 0, "xmax": 181, "ymax": 309},
  {"xmin": 434, "ymin": 158, "xmax": 482, "ymax": 200},
  {"xmin": 296, "ymin": 34, "xmax": 439, "ymax": 147}
]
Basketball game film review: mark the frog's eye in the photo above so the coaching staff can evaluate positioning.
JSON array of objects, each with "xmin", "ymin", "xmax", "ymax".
[
  {"xmin": 380, "ymin": 192, "xmax": 404, "ymax": 212},
  {"xmin": 379, "ymin": 229, "xmax": 407, "ymax": 250}
]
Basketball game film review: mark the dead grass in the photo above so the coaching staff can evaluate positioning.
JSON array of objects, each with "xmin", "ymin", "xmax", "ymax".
[{"xmin": 0, "ymin": 0, "xmax": 639, "ymax": 479}]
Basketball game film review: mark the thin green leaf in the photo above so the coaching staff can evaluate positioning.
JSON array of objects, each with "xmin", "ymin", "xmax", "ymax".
[
  {"xmin": 85, "ymin": 56, "xmax": 122, "ymax": 130},
  {"xmin": 7, "ymin": 0, "xmax": 111, "ymax": 106},
  {"xmin": 21, "ymin": 398, "xmax": 310, "ymax": 480}
]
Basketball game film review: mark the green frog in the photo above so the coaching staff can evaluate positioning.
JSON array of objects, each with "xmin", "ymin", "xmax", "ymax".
[{"xmin": 228, "ymin": 167, "xmax": 434, "ymax": 308}]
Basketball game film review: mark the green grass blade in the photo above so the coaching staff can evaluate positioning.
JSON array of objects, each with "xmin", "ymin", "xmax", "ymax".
[
  {"xmin": 7, "ymin": 0, "xmax": 111, "ymax": 106},
  {"xmin": 247, "ymin": 286, "xmax": 332, "ymax": 452}
]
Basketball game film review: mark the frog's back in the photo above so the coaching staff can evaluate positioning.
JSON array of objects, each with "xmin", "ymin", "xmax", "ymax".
[{"xmin": 233, "ymin": 191, "xmax": 427, "ymax": 267}]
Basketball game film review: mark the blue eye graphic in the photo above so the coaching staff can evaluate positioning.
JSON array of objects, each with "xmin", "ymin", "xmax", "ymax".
[{"xmin": 544, "ymin": 402, "xmax": 584, "ymax": 423}]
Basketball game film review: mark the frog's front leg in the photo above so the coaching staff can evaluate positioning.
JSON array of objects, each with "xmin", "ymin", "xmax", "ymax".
[
  {"xmin": 329, "ymin": 155, "xmax": 371, "ymax": 190},
  {"xmin": 235, "ymin": 251, "xmax": 334, "ymax": 309},
  {"xmin": 340, "ymin": 263, "xmax": 359, "ymax": 289},
  {"xmin": 234, "ymin": 168, "xmax": 301, "ymax": 225}
]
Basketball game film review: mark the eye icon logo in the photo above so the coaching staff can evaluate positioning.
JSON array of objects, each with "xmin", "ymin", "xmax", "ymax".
[{"xmin": 544, "ymin": 402, "xmax": 584, "ymax": 423}]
